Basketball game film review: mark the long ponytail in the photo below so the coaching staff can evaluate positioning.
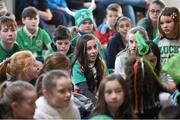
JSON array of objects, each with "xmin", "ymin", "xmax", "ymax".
[{"xmin": 0, "ymin": 58, "xmax": 11, "ymax": 84}]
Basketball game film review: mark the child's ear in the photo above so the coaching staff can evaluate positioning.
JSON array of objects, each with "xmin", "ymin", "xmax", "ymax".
[
  {"xmin": 11, "ymin": 101, "xmax": 18, "ymax": 112},
  {"xmin": 42, "ymin": 89, "xmax": 50, "ymax": 98},
  {"xmin": 22, "ymin": 18, "xmax": 26, "ymax": 24}
]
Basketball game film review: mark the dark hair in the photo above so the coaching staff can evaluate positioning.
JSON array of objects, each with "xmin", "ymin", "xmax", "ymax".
[
  {"xmin": 125, "ymin": 56, "xmax": 166, "ymax": 115},
  {"xmin": 115, "ymin": 16, "xmax": 131, "ymax": 32},
  {"xmin": 93, "ymin": 74, "xmax": 135, "ymax": 119},
  {"xmin": 22, "ymin": 6, "xmax": 39, "ymax": 19},
  {"xmin": 157, "ymin": 7, "xmax": 180, "ymax": 39},
  {"xmin": 146, "ymin": 0, "xmax": 165, "ymax": 40},
  {"xmin": 159, "ymin": 105, "xmax": 180, "ymax": 119},
  {"xmin": 75, "ymin": 34, "xmax": 105, "ymax": 92},
  {"xmin": 0, "ymin": 101, "xmax": 14, "ymax": 119},
  {"xmin": 51, "ymin": 25, "xmax": 74, "ymax": 55},
  {"xmin": 138, "ymin": 41, "xmax": 161, "ymax": 76},
  {"xmin": 53, "ymin": 25, "xmax": 72, "ymax": 41}
]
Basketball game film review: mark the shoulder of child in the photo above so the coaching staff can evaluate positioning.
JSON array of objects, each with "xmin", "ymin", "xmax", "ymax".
[
  {"xmin": 153, "ymin": 36, "xmax": 161, "ymax": 45},
  {"xmin": 97, "ymin": 23, "xmax": 110, "ymax": 34},
  {"xmin": 116, "ymin": 48, "xmax": 128, "ymax": 57}
]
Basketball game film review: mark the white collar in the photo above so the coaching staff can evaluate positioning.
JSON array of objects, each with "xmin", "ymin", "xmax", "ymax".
[{"xmin": 23, "ymin": 26, "xmax": 38, "ymax": 38}]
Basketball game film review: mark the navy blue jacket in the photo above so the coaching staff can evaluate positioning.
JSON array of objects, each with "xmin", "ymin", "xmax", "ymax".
[{"xmin": 106, "ymin": 32, "xmax": 126, "ymax": 69}]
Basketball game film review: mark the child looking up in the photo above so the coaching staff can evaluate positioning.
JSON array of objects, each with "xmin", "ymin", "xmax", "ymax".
[{"xmin": 72, "ymin": 34, "xmax": 108, "ymax": 105}]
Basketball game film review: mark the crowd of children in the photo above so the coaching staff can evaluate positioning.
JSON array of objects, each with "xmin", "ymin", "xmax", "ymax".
[{"xmin": 0, "ymin": 0, "xmax": 180, "ymax": 119}]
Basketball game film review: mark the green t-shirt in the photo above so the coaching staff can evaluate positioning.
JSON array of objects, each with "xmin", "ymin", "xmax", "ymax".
[
  {"xmin": 16, "ymin": 27, "xmax": 51, "ymax": 61},
  {"xmin": 72, "ymin": 60, "xmax": 109, "ymax": 84},
  {"xmin": 0, "ymin": 42, "xmax": 20, "ymax": 62},
  {"xmin": 153, "ymin": 37, "xmax": 180, "ymax": 66},
  {"xmin": 137, "ymin": 18, "xmax": 157, "ymax": 40}
]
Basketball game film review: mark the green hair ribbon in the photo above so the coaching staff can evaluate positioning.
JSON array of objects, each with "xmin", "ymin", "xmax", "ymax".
[{"xmin": 135, "ymin": 31, "xmax": 149, "ymax": 56}]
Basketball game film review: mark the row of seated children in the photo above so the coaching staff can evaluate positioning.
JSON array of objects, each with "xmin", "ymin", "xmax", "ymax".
[{"xmin": 0, "ymin": 0, "xmax": 180, "ymax": 119}]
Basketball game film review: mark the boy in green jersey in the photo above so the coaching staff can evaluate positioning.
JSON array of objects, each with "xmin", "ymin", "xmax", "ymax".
[
  {"xmin": 0, "ymin": 16, "xmax": 20, "ymax": 62},
  {"xmin": 16, "ymin": 6, "xmax": 51, "ymax": 62}
]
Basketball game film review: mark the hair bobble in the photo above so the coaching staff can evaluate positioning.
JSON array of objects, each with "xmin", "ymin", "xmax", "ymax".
[{"xmin": 171, "ymin": 12, "xmax": 177, "ymax": 19}]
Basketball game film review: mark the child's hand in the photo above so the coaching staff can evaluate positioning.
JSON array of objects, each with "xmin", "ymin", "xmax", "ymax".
[
  {"xmin": 89, "ymin": 1, "xmax": 96, "ymax": 10},
  {"xmin": 83, "ymin": 2, "xmax": 92, "ymax": 8},
  {"xmin": 70, "ymin": 26, "xmax": 80, "ymax": 35},
  {"xmin": 167, "ymin": 81, "xmax": 176, "ymax": 93}
]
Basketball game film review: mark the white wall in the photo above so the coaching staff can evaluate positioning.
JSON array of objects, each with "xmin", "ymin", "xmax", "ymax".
[
  {"xmin": 2, "ymin": 0, "xmax": 15, "ymax": 13},
  {"xmin": 164, "ymin": 0, "xmax": 180, "ymax": 10}
]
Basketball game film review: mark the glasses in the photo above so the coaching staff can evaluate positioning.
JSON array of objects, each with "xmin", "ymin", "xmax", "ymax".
[{"xmin": 150, "ymin": 9, "xmax": 161, "ymax": 14}]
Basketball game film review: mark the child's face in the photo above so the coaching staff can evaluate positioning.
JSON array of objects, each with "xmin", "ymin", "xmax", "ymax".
[
  {"xmin": 104, "ymin": 80, "xmax": 124, "ymax": 112},
  {"xmin": 128, "ymin": 33, "xmax": 137, "ymax": 55},
  {"xmin": 0, "ymin": 25, "xmax": 16, "ymax": 45},
  {"xmin": 13, "ymin": 90, "xmax": 37, "ymax": 119},
  {"xmin": 79, "ymin": 20, "xmax": 93, "ymax": 33},
  {"xmin": 45, "ymin": 77, "xmax": 72, "ymax": 109},
  {"xmin": 22, "ymin": 15, "xmax": 39, "ymax": 31},
  {"xmin": 29, "ymin": 60, "xmax": 43, "ymax": 78},
  {"xmin": 86, "ymin": 39, "xmax": 98, "ymax": 63},
  {"xmin": 117, "ymin": 20, "xmax": 131, "ymax": 38},
  {"xmin": 149, "ymin": 3, "xmax": 163, "ymax": 23},
  {"xmin": 106, "ymin": 10, "xmax": 122, "ymax": 27},
  {"xmin": 160, "ymin": 15, "xmax": 175, "ymax": 37},
  {"xmin": 55, "ymin": 39, "xmax": 71, "ymax": 54}
]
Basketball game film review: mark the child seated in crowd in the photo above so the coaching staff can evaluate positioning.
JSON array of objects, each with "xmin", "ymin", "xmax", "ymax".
[
  {"xmin": 34, "ymin": 70, "xmax": 80, "ymax": 119},
  {"xmin": 16, "ymin": 6, "xmax": 52, "ymax": 62},
  {"xmin": 0, "ymin": 16, "xmax": 20, "ymax": 62},
  {"xmin": 95, "ymin": 3, "xmax": 123, "ymax": 49}
]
